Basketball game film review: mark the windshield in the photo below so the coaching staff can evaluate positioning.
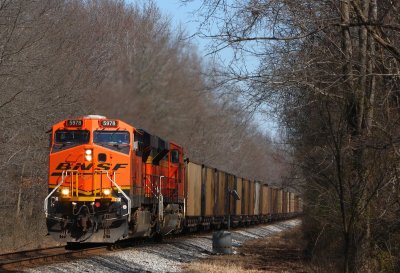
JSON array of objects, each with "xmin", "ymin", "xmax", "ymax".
[
  {"xmin": 94, "ymin": 131, "xmax": 130, "ymax": 144},
  {"xmin": 55, "ymin": 130, "xmax": 90, "ymax": 144},
  {"xmin": 52, "ymin": 130, "xmax": 90, "ymax": 153},
  {"xmin": 94, "ymin": 131, "xmax": 130, "ymax": 154}
]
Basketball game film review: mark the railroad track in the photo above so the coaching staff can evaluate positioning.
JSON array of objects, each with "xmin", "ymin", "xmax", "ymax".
[
  {"xmin": 0, "ymin": 219, "xmax": 298, "ymax": 272},
  {"xmin": 0, "ymin": 233, "xmax": 192, "ymax": 271},
  {"xmin": 0, "ymin": 228, "xmax": 223, "ymax": 272},
  {"xmin": 0, "ymin": 245, "xmax": 108, "ymax": 272}
]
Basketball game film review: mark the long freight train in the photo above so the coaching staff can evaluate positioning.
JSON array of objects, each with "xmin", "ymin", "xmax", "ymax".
[{"xmin": 44, "ymin": 115, "xmax": 302, "ymax": 243}]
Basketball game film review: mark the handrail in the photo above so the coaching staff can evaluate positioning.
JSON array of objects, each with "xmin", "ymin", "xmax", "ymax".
[
  {"xmin": 44, "ymin": 170, "xmax": 132, "ymax": 222},
  {"xmin": 183, "ymin": 198, "xmax": 186, "ymax": 218},
  {"xmin": 75, "ymin": 172, "xmax": 78, "ymax": 197},
  {"xmin": 159, "ymin": 176, "xmax": 164, "ymax": 196},
  {"xmin": 159, "ymin": 176, "xmax": 164, "ymax": 222},
  {"xmin": 44, "ymin": 171, "xmax": 65, "ymax": 217},
  {"xmin": 44, "ymin": 170, "xmax": 80, "ymax": 217},
  {"xmin": 105, "ymin": 171, "xmax": 132, "ymax": 222},
  {"xmin": 144, "ymin": 175, "xmax": 158, "ymax": 196}
]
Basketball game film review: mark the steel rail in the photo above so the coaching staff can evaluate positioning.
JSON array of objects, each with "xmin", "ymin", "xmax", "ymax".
[{"xmin": 0, "ymin": 216, "xmax": 300, "ymax": 271}]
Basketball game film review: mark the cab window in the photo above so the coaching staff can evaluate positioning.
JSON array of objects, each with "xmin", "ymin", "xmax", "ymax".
[
  {"xmin": 52, "ymin": 130, "xmax": 90, "ymax": 152},
  {"xmin": 94, "ymin": 131, "xmax": 130, "ymax": 144},
  {"xmin": 55, "ymin": 130, "xmax": 90, "ymax": 144},
  {"xmin": 94, "ymin": 131, "xmax": 130, "ymax": 154},
  {"xmin": 171, "ymin": 149, "xmax": 179, "ymax": 163}
]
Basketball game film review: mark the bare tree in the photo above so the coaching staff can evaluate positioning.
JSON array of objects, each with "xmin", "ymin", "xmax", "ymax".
[{"xmin": 187, "ymin": 0, "xmax": 400, "ymax": 271}]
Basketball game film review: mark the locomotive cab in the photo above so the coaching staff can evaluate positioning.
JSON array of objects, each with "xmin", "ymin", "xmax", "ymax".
[
  {"xmin": 45, "ymin": 115, "xmax": 186, "ymax": 244},
  {"xmin": 45, "ymin": 115, "xmax": 133, "ymax": 243}
]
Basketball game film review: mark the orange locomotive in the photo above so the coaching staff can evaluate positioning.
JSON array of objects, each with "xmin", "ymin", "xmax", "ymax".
[{"xmin": 45, "ymin": 115, "xmax": 185, "ymax": 243}]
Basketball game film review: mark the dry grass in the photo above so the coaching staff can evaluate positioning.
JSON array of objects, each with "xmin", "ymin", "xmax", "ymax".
[
  {"xmin": 184, "ymin": 260, "xmax": 288, "ymax": 273},
  {"xmin": 182, "ymin": 227, "xmax": 309, "ymax": 273}
]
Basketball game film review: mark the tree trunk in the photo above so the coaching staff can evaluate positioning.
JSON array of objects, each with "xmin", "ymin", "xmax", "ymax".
[
  {"xmin": 340, "ymin": 1, "xmax": 353, "ymax": 271},
  {"xmin": 362, "ymin": 1, "xmax": 377, "ymax": 272}
]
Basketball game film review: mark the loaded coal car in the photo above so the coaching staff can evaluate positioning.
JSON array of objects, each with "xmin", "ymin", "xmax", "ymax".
[
  {"xmin": 183, "ymin": 161, "xmax": 303, "ymax": 229},
  {"xmin": 45, "ymin": 115, "xmax": 302, "ymax": 244}
]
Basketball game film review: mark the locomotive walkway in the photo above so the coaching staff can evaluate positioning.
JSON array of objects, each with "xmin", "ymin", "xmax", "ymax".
[{"xmin": 1, "ymin": 219, "xmax": 300, "ymax": 272}]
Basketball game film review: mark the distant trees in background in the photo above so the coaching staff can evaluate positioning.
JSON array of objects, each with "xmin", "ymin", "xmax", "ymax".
[
  {"xmin": 191, "ymin": 0, "xmax": 400, "ymax": 272},
  {"xmin": 0, "ymin": 0, "xmax": 285, "ymax": 252}
]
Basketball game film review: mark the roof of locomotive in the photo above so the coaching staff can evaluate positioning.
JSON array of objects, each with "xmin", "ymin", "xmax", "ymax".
[
  {"xmin": 52, "ymin": 115, "xmax": 134, "ymax": 130},
  {"xmin": 51, "ymin": 116, "xmax": 184, "ymax": 149}
]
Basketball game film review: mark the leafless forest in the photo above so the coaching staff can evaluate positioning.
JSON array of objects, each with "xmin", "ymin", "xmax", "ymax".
[
  {"xmin": 0, "ymin": 0, "xmax": 287, "ymax": 253},
  {"xmin": 1, "ymin": 0, "xmax": 400, "ymax": 272},
  {"xmin": 192, "ymin": 0, "xmax": 400, "ymax": 272}
]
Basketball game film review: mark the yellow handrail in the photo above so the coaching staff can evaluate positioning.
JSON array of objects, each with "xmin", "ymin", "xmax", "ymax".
[{"xmin": 75, "ymin": 172, "xmax": 79, "ymax": 197}]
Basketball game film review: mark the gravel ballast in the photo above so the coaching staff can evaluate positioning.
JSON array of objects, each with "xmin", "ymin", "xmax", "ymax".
[{"xmin": 24, "ymin": 219, "xmax": 300, "ymax": 273}]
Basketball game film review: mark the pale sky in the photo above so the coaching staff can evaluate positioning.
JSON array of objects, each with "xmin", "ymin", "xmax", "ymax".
[{"xmin": 153, "ymin": 1, "xmax": 208, "ymax": 53}]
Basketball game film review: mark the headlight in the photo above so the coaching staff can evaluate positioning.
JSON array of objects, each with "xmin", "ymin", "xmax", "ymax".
[
  {"xmin": 102, "ymin": 188, "xmax": 111, "ymax": 196},
  {"xmin": 61, "ymin": 188, "xmax": 70, "ymax": 196},
  {"xmin": 85, "ymin": 149, "xmax": 92, "ymax": 161}
]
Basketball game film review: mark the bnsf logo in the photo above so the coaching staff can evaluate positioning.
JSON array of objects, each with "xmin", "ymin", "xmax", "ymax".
[
  {"xmin": 55, "ymin": 162, "xmax": 127, "ymax": 170},
  {"xmin": 51, "ymin": 162, "xmax": 128, "ymax": 176}
]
